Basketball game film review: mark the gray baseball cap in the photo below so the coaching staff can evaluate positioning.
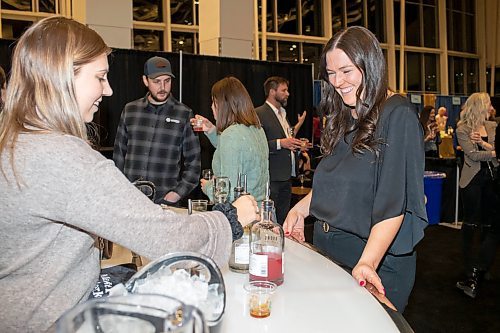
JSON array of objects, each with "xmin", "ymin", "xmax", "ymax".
[{"xmin": 144, "ymin": 56, "xmax": 176, "ymax": 79}]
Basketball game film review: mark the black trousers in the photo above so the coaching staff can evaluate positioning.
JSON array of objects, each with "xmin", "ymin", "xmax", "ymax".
[
  {"xmin": 313, "ymin": 223, "xmax": 417, "ymax": 313},
  {"xmin": 460, "ymin": 168, "xmax": 500, "ymax": 273},
  {"xmin": 270, "ymin": 180, "xmax": 292, "ymax": 225}
]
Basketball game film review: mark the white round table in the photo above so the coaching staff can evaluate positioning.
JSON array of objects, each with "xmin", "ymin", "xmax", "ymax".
[{"xmin": 219, "ymin": 238, "xmax": 399, "ymax": 332}]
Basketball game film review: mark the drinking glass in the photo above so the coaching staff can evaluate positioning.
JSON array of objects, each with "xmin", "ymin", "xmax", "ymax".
[
  {"xmin": 191, "ymin": 199, "xmax": 208, "ymax": 212},
  {"xmin": 192, "ymin": 118, "xmax": 204, "ymax": 132},
  {"xmin": 201, "ymin": 169, "xmax": 214, "ymax": 204},
  {"xmin": 244, "ymin": 281, "xmax": 277, "ymax": 319},
  {"xmin": 214, "ymin": 176, "xmax": 230, "ymax": 203},
  {"xmin": 202, "ymin": 169, "xmax": 214, "ymax": 180},
  {"xmin": 299, "ymin": 138, "xmax": 308, "ymax": 150},
  {"xmin": 298, "ymin": 174, "xmax": 305, "ymax": 188}
]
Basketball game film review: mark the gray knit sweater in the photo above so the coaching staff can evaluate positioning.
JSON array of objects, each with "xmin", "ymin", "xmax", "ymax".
[{"xmin": 0, "ymin": 132, "xmax": 232, "ymax": 332}]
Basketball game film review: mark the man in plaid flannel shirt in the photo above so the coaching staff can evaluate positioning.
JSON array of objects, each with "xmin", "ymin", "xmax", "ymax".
[{"xmin": 113, "ymin": 56, "xmax": 200, "ymax": 204}]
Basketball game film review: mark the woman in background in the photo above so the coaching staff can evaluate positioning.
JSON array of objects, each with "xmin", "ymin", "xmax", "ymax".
[
  {"xmin": 455, "ymin": 92, "xmax": 498, "ymax": 299},
  {"xmin": 194, "ymin": 76, "xmax": 269, "ymax": 203},
  {"xmin": 419, "ymin": 105, "xmax": 442, "ymax": 158},
  {"xmin": 0, "ymin": 17, "xmax": 258, "ymax": 332}
]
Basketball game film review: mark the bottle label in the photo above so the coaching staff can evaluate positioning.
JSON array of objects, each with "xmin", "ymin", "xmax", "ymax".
[
  {"xmin": 282, "ymin": 252, "xmax": 285, "ymax": 274},
  {"xmin": 249, "ymin": 253, "xmax": 268, "ymax": 277},
  {"xmin": 235, "ymin": 244, "xmax": 250, "ymax": 264}
]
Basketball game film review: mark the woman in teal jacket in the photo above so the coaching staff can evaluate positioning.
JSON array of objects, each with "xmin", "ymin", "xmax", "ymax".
[{"xmin": 193, "ymin": 76, "xmax": 269, "ymax": 203}]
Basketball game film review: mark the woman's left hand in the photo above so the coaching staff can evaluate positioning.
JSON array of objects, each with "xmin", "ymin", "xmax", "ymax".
[
  {"xmin": 200, "ymin": 178, "xmax": 208, "ymax": 190},
  {"xmin": 352, "ymin": 261, "xmax": 385, "ymax": 295}
]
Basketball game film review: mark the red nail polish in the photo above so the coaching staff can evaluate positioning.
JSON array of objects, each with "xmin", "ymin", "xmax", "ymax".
[
  {"xmin": 285, "ymin": 232, "xmax": 290, "ymax": 236},
  {"xmin": 359, "ymin": 281, "xmax": 365, "ymax": 287}
]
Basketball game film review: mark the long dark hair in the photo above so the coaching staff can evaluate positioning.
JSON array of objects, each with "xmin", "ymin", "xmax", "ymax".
[
  {"xmin": 318, "ymin": 26, "xmax": 388, "ymax": 155},
  {"xmin": 419, "ymin": 105, "xmax": 435, "ymax": 136}
]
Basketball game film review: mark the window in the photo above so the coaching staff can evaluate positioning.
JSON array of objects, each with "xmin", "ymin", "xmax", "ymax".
[
  {"xmin": 171, "ymin": 31, "xmax": 196, "ymax": 53},
  {"xmin": 1, "ymin": 19, "xmax": 32, "ymax": 39},
  {"xmin": 277, "ymin": 0, "xmax": 299, "ymax": 34},
  {"xmin": 331, "ymin": 0, "xmax": 344, "ymax": 35},
  {"xmin": 278, "ymin": 41, "xmax": 299, "ymax": 63},
  {"xmin": 302, "ymin": 0, "xmax": 322, "ymax": 37},
  {"xmin": 404, "ymin": 0, "xmax": 437, "ymax": 48},
  {"xmin": 448, "ymin": 56, "xmax": 478, "ymax": 95},
  {"xmin": 446, "ymin": 0, "xmax": 475, "ymax": 53},
  {"xmin": 133, "ymin": 0, "xmax": 162, "ymax": 22},
  {"xmin": 171, "ymin": 0, "xmax": 194, "ymax": 25},
  {"xmin": 406, "ymin": 52, "xmax": 422, "ymax": 91},
  {"xmin": 303, "ymin": 43, "xmax": 323, "ymax": 78},
  {"xmin": 406, "ymin": 52, "xmax": 439, "ymax": 92},
  {"xmin": 367, "ymin": 0, "xmax": 385, "ymax": 43},
  {"xmin": 132, "ymin": 0, "xmax": 199, "ymax": 53},
  {"xmin": 0, "ymin": 0, "xmax": 65, "ymax": 39},
  {"xmin": 133, "ymin": 29, "xmax": 162, "ymax": 51},
  {"xmin": 343, "ymin": 0, "xmax": 385, "ymax": 42}
]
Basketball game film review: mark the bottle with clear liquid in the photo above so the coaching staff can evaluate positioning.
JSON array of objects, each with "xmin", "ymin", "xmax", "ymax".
[
  {"xmin": 249, "ymin": 199, "xmax": 285, "ymax": 286},
  {"xmin": 229, "ymin": 173, "xmax": 251, "ymax": 273}
]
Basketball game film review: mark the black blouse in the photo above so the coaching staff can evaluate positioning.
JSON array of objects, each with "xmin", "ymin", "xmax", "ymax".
[{"xmin": 310, "ymin": 95, "xmax": 428, "ymax": 255}]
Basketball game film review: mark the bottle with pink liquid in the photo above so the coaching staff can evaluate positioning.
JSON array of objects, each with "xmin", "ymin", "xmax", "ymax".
[{"xmin": 249, "ymin": 185, "xmax": 285, "ymax": 286}]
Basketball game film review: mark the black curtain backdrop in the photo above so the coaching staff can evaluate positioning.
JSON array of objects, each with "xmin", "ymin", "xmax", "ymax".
[
  {"xmin": 0, "ymin": 41, "xmax": 314, "ymax": 170},
  {"xmin": 100, "ymin": 49, "xmax": 314, "ymax": 169}
]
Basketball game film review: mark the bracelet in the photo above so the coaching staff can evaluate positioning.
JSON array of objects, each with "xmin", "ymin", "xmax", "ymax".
[{"xmin": 212, "ymin": 202, "xmax": 244, "ymax": 241}]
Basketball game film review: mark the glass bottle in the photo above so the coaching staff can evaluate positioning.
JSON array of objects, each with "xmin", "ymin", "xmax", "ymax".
[
  {"xmin": 229, "ymin": 173, "xmax": 251, "ymax": 273},
  {"xmin": 249, "ymin": 198, "xmax": 285, "ymax": 286},
  {"xmin": 233, "ymin": 172, "xmax": 245, "ymax": 201}
]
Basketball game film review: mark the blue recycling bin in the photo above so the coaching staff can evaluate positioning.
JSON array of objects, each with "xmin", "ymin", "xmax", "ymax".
[{"xmin": 423, "ymin": 171, "xmax": 447, "ymax": 225}]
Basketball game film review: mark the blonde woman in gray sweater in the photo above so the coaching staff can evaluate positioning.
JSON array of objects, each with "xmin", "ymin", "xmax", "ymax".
[
  {"xmin": 0, "ymin": 17, "xmax": 258, "ymax": 332},
  {"xmin": 455, "ymin": 92, "xmax": 498, "ymax": 299}
]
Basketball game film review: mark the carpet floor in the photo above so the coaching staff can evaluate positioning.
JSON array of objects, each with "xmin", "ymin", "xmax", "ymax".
[{"xmin": 404, "ymin": 224, "xmax": 500, "ymax": 333}]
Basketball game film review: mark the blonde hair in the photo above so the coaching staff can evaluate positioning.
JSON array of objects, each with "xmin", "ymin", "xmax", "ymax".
[
  {"xmin": 457, "ymin": 92, "xmax": 491, "ymax": 131},
  {"xmin": 0, "ymin": 16, "xmax": 111, "ymax": 178}
]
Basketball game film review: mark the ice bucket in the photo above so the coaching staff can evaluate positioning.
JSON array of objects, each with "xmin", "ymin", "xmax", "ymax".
[{"xmin": 56, "ymin": 293, "xmax": 207, "ymax": 333}]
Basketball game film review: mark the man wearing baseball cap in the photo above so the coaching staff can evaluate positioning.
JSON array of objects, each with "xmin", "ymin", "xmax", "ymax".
[{"xmin": 113, "ymin": 56, "xmax": 201, "ymax": 205}]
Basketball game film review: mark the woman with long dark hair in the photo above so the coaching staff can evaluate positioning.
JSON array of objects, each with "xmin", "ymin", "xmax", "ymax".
[
  {"xmin": 283, "ymin": 26, "xmax": 427, "ymax": 312},
  {"xmin": 419, "ymin": 105, "xmax": 442, "ymax": 157}
]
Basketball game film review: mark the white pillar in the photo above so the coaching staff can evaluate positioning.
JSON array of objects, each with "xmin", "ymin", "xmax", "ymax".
[
  {"xmin": 199, "ymin": 0, "xmax": 254, "ymax": 59},
  {"xmin": 73, "ymin": 0, "xmax": 133, "ymax": 49}
]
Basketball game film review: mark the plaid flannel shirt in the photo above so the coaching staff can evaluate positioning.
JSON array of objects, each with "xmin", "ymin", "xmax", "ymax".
[{"xmin": 113, "ymin": 94, "xmax": 201, "ymax": 202}]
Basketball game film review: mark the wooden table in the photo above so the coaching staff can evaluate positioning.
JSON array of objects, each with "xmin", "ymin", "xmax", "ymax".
[{"xmin": 291, "ymin": 186, "xmax": 311, "ymax": 196}]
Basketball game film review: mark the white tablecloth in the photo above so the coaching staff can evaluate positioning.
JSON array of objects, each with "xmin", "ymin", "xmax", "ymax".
[{"xmin": 219, "ymin": 238, "xmax": 399, "ymax": 332}]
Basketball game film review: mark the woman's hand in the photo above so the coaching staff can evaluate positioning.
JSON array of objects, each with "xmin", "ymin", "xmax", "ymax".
[
  {"xmin": 470, "ymin": 131, "xmax": 482, "ymax": 144},
  {"xmin": 232, "ymin": 195, "xmax": 259, "ymax": 227},
  {"xmin": 190, "ymin": 115, "xmax": 215, "ymax": 133},
  {"xmin": 283, "ymin": 190, "xmax": 312, "ymax": 242},
  {"xmin": 200, "ymin": 178, "xmax": 208, "ymax": 191},
  {"xmin": 352, "ymin": 261, "xmax": 385, "ymax": 295},
  {"xmin": 283, "ymin": 209, "xmax": 306, "ymax": 242}
]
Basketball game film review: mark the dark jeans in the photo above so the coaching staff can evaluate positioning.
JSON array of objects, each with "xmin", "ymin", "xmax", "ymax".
[
  {"xmin": 460, "ymin": 168, "xmax": 500, "ymax": 272},
  {"xmin": 313, "ymin": 222, "xmax": 416, "ymax": 313},
  {"xmin": 270, "ymin": 180, "xmax": 292, "ymax": 225}
]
